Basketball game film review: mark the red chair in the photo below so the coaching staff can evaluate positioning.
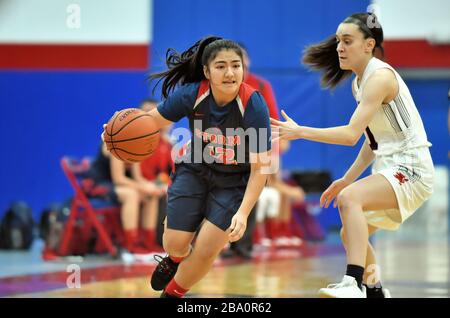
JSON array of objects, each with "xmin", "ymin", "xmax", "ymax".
[{"xmin": 59, "ymin": 157, "xmax": 122, "ymax": 257}]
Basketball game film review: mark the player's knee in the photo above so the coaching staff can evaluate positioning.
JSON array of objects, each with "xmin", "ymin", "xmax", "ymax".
[
  {"xmin": 336, "ymin": 188, "xmax": 358, "ymax": 212},
  {"xmin": 162, "ymin": 234, "xmax": 190, "ymax": 256}
]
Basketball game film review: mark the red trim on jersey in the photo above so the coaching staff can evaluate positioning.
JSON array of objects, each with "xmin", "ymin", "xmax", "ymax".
[
  {"xmin": 197, "ymin": 80, "xmax": 210, "ymax": 99},
  {"xmin": 238, "ymin": 82, "xmax": 257, "ymax": 109},
  {"xmin": 0, "ymin": 44, "xmax": 149, "ymax": 69},
  {"xmin": 384, "ymin": 40, "xmax": 450, "ymax": 68},
  {"xmin": 195, "ymin": 80, "xmax": 256, "ymax": 109}
]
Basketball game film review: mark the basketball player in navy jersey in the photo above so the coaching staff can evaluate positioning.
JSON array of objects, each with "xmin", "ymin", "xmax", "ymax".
[
  {"xmin": 132, "ymin": 37, "xmax": 271, "ymax": 297},
  {"xmin": 272, "ymin": 13, "xmax": 434, "ymax": 298}
]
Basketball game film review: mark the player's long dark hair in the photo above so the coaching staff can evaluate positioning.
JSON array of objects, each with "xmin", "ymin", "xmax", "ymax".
[
  {"xmin": 149, "ymin": 36, "xmax": 244, "ymax": 99},
  {"xmin": 302, "ymin": 12, "xmax": 384, "ymax": 89}
]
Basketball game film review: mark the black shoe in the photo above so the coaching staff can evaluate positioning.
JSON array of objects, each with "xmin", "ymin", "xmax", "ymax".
[
  {"xmin": 160, "ymin": 290, "xmax": 180, "ymax": 298},
  {"xmin": 230, "ymin": 244, "xmax": 253, "ymax": 260},
  {"xmin": 220, "ymin": 248, "xmax": 237, "ymax": 259},
  {"xmin": 234, "ymin": 248, "xmax": 252, "ymax": 260},
  {"xmin": 151, "ymin": 255, "xmax": 179, "ymax": 291}
]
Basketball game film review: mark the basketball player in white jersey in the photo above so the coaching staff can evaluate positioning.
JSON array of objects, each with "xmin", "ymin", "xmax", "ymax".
[{"xmin": 271, "ymin": 13, "xmax": 434, "ymax": 298}]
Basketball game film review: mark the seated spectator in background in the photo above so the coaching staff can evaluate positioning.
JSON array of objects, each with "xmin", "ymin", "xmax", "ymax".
[
  {"xmin": 252, "ymin": 172, "xmax": 305, "ymax": 246},
  {"xmin": 218, "ymin": 44, "xmax": 280, "ymax": 259},
  {"xmin": 253, "ymin": 174, "xmax": 280, "ymax": 246},
  {"xmin": 139, "ymin": 99, "xmax": 174, "ymax": 247},
  {"xmin": 271, "ymin": 172, "xmax": 305, "ymax": 246},
  {"xmin": 241, "ymin": 44, "xmax": 306, "ymax": 251},
  {"xmin": 86, "ymin": 142, "xmax": 164, "ymax": 254}
]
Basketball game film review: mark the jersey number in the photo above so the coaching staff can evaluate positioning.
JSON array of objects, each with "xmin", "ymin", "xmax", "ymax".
[{"xmin": 209, "ymin": 146, "xmax": 237, "ymax": 165}]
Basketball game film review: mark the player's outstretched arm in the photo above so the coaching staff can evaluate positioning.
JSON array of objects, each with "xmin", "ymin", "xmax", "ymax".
[{"xmin": 271, "ymin": 70, "xmax": 395, "ymax": 146}]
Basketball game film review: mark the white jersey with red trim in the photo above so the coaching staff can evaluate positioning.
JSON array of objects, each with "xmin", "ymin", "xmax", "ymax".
[
  {"xmin": 353, "ymin": 58, "xmax": 434, "ymax": 230},
  {"xmin": 353, "ymin": 57, "xmax": 432, "ymax": 156}
]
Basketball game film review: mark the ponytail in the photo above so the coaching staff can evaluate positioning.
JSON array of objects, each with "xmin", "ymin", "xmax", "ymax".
[
  {"xmin": 149, "ymin": 36, "xmax": 222, "ymax": 99},
  {"xmin": 302, "ymin": 12, "xmax": 384, "ymax": 90},
  {"xmin": 302, "ymin": 35, "xmax": 352, "ymax": 89}
]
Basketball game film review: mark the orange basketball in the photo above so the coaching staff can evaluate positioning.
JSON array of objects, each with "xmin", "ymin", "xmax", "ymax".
[{"xmin": 104, "ymin": 108, "xmax": 160, "ymax": 163}]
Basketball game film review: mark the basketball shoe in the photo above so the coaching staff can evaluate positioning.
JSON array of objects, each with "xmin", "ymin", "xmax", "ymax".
[
  {"xmin": 318, "ymin": 275, "xmax": 366, "ymax": 298},
  {"xmin": 150, "ymin": 255, "xmax": 180, "ymax": 291}
]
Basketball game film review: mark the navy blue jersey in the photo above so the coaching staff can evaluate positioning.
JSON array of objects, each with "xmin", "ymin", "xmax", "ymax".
[{"xmin": 157, "ymin": 80, "xmax": 271, "ymax": 173}]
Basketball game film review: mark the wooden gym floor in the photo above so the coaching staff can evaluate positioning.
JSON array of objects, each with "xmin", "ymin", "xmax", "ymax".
[{"xmin": 0, "ymin": 224, "xmax": 448, "ymax": 298}]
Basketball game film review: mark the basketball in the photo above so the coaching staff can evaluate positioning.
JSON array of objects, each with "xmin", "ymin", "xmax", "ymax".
[{"xmin": 104, "ymin": 108, "xmax": 160, "ymax": 163}]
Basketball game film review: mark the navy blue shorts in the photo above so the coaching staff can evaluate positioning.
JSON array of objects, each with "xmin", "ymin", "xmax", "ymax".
[{"xmin": 166, "ymin": 163, "xmax": 250, "ymax": 232}]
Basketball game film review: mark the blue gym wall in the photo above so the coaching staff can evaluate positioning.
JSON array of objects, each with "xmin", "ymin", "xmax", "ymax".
[{"xmin": 1, "ymin": 0, "xmax": 448, "ymax": 231}]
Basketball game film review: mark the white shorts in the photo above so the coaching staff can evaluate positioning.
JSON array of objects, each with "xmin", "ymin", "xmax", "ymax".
[
  {"xmin": 365, "ymin": 147, "xmax": 435, "ymax": 230},
  {"xmin": 256, "ymin": 187, "xmax": 280, "ymax": 222}
]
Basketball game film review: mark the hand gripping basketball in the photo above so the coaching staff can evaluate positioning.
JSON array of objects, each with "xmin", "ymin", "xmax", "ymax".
[{"xmin": 103, "ymin": 108, "xmax": 160, "ymax": 163}]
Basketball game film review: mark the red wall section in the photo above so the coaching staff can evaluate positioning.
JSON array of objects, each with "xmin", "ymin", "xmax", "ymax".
[{"xmin": 0, "ymin": 44, "xmax": 149, "ymax": 70}]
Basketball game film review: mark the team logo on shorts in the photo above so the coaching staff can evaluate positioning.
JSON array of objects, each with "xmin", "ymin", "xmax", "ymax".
[
  {"xmin": 394, "ymin": 171, "xmax": 409, "ymax": 185},
  {"xmin": 394, "ymin": 165, "xmax": 420, "ymax": 185}
]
